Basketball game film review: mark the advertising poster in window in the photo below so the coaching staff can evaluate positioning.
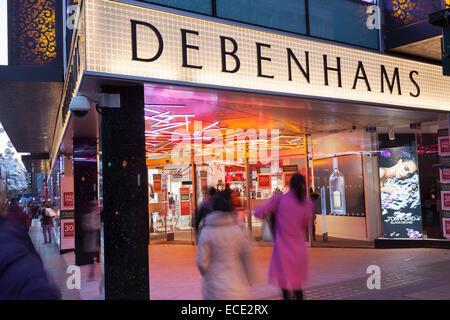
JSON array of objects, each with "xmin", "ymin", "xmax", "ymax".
[
  {"xmin": 443, "ymin": 218, "xmax": 450, "ymax": 238},
  {"xmin": 258, "ymin": 175, "xmax": 271, "ymax": 189},
  {"xmin": 60, "ymin": 176, "xmax": 75, "ymax": 251},
  {"xmin": 312, "ymin": 154, "xmax": 365, "ymax": 217},
  {"xmin": 438, "ymin": 136, "xmax": 450, "ymax": 156},
  {"xmin": 153, "ymin": 174, "xmax": 162, "ymax": 193},
  {"xmin": 379, "ymin": 146, "xmax": 422, "ymax": 238},
  {"xmin": 179, "ymin": 187, "xmax": 191, "ymax": 216},
  {"xmin": 441, "ymin": 191, "xmax": 450, "ymax": 211},
  {"xmin": 440, "ymin": 168, "xmax": 450, "ymax": 183}
]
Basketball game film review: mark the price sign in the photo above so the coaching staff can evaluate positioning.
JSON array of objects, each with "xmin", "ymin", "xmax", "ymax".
[{"xmin": 63, "ymin": 221, "xmax": 74, "ymax": 237}]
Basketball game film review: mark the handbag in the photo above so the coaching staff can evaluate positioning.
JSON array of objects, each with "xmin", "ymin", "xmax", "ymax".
[{"xmin": 261, "ymin": 192, "xmax": 282, "ymax": 242}]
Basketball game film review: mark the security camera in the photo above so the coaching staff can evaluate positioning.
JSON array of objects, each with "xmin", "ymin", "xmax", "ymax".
[
  {"xmin": 69, "ymin": 93, "xmax": 120, "ymax": 118},
  {"xmin": 69, "ymin": 94, "xmax": 91, "ymax": 118}
]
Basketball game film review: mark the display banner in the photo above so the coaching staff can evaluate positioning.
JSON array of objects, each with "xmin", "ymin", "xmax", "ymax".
[
  {"xmin": 83, "ymin": 0, "xmax": 450, "ymax": 112},
  {"xmin": 60, "ymin": 176, "xmax": 75, "ymax": 251},
  {"xmin": 440, "ymin": 168, "xmax": 450, "ymax": 183},
  {"xmin": 379, "ymin": 146, "xmax": 422, "ymax": 238},
  {"xmin": 438, "ymin": 136, "xmax": 450, "ymax": 156},
  {"xmin": 179, "ymin": 187, "xmax": 191, "ymax": 216}
]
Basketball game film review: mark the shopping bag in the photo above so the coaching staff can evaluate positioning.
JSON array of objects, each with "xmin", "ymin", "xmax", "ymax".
[{"xmin": 262, "ymin": 216, "xmax": 274, "ymax": 242}]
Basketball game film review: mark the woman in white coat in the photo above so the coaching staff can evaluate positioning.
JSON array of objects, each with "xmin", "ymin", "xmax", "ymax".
[{"xmin": 196, "ymin": 191, "xmax": 254, "ymax": 300}]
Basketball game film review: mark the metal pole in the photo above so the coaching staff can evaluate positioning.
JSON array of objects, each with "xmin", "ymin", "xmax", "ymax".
[
  {"xmin": 304, "ymin": 134, "xmax": 312, "ymax": 247},
  {"xmin": 245, "ymin": 140, "xmax": 252, "ymax": 235}
]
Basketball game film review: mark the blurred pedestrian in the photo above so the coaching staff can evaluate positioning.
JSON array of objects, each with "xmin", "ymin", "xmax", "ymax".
[
  {"xmin": 310, "ymin": 188, "xmax": 320, "ymax": 241},
  {"xmin": 0, "ymin": 211, "xmax": 60, "ymax": 299},
  {"xmin": 254, "ymin": 173, "xmax": 314, "ymax": 300},
  {"xmin": 81, "ymin": 200, "xmax": 101, "ymax": 281},
  {"xmin": 196, "ymin": 191, "xmax": 255, "ymax": 300},
  {"xmin": 194, "ymin": 187, "xmax": 216, "ymax": 239},
  {"xmin": 3, "ymin": 201, "xmax": 30, "ymax": 233},
  {"xmin": 24, "ymin": 204, "xmax": 33, "ymax": 227},
  {"xmin": 41, "ymin": 204, "xmax": 54, "ymax": 244}
]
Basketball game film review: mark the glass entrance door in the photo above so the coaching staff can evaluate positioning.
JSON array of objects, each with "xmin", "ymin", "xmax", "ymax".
[{"xmin": 148, "ymin": 165, "xmax": 195, "ymax": 244}]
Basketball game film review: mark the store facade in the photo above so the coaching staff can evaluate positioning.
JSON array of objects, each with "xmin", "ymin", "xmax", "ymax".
[{"xmin": 51, "ymin": 0, "xmax": 450, "ymax": 298}]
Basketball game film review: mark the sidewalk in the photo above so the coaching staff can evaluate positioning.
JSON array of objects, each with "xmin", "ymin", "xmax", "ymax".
[{"xmin": 29, "ymin": 221, "xmax": 450, "ymax": 300}]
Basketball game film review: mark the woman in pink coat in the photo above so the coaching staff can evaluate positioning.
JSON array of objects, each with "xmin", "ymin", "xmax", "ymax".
[{"xmin": 254, "ymin": 173, "xmax": 313, "ymax": 300}]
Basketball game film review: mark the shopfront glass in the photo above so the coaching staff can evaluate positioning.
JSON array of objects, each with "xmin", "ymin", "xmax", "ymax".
[
  {"xmin": 144, "ymin": 84, "xmax": 310, "ymax": 243},
  {"xmin": 143, "ymin": 82, "xmax": 447, "ymax": 245}
]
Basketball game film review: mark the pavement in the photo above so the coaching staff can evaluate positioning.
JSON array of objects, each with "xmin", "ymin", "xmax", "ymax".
[{"xmin": 29, "ymin": 220, "xmax": 450, "ymax": 300}]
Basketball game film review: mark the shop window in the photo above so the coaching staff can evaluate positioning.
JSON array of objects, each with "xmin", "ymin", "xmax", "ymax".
[
  {"xmin": 216, "ymin": 0, "xmax": 307, "ymax": 35},
  {"xmin": 0, "ymin": 0, "xmax": 7, "ymax": 65},
  {"xmin": 141, "ymin": 0, "xmax": 212, "ymax": 15},
  {"xmin": 309, "ymin": 0, "xmax": 380, "ymax": 50}
]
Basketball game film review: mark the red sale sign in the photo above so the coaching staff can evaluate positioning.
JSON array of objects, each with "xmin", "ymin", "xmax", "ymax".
[
  {"xmin": 63, "ymin": 192, "xmax": 74, "ymax": 207},
  {"xmin": 153, "ymin": 180, "xmax": 162, "ymax": 192},
  {"xmin": 180, "ymin": 188, "xmax": 191, "ymax": 216},
  {"xmin": 440, "ymin": 168, "xmax": 450, "ymax": 183},
  {"xmin": 258, "ymin": 175, "xmax": 271, "ymax": 189},
  {"xmin": 441, "ymin": 191, "xmax": 450, "ymax": 210},
  {"xmin": 63, "ymin": 222, "xmax": 74, "ymax": 237},
  {"xmin": 180, "ymin": 201, "xmax": 191, "ymax": 216},
  {"xmin": 443, "ymin": 219, "xmax": 450, "ymax": 238},
  {"xmin": 438, "ymin": 136, "xmax": 450, "ymax": 156}
]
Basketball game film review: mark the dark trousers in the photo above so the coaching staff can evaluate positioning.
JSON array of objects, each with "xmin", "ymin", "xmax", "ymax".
[{"xmin": 282, "ymin": 289, "xmax": 303, "ymax": 300}]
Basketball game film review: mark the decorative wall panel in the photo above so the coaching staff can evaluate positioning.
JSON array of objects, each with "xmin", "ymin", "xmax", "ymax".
[
  {"xmin": 385, "ymin": 0, "xmax": 442, "ymax": 31},
  {"xmin": 8, "ymin": 0, "xmax": 57, "ymax": 65}
]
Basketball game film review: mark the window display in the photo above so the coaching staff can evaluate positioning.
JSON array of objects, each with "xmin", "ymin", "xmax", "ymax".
[
  {"xmin": 313, "ymin": 154, "xmax": 365, "ymax": 217},
  {"xmin": 379, "ymin": 146, "xmax": 423, "ymax": 239}
]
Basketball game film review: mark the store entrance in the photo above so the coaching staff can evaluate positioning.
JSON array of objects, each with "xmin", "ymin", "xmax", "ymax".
[
  {"xmin": 143, "ymin": 82, "xmax": 444, "ymax": 246},
  {"xmin": 148, "ymin": 164, "xmax": 195, "ymax": 244}
]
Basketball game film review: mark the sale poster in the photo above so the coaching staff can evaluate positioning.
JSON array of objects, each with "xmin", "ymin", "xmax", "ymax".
[
  {"xmin": 63, "ymin": 221, "xmax": 74, "ymax": 237},
  {"xmin": 438, "ymin": 136, "xmax": 450, "ymax": 156},
  {"xmin": 60, "ymin": 176, "xmax": 75, "ymax": 251},
  {"xmin": 201, "ymin": 177, "xmax": 208, "ymax": 192},
  {"xmin": 180, "ymin": 188, "xmax": 191, "ymax": 216},
  {"xmin": 441, "ymin": 191, "xmax": 450, "ymax": 211},
  {"xmin": 440, "ymin": 168, "xmax": 450, "ymax": 183},
  {"xmin": 63, "ymin": 192, "xmax": 74, "ymax": 208},
  {"xmin": 443, "ymin": 218, "xmax": 450, "ymax": 238},
  {"xmin": 180, "ymin": 201, "xmax": 191, "ymax": 216},
  {"xmin": 153, "ymin": 174, "xmax": 162, "ymax": 192},
  {"xmin": 258, "ymin": 175, "xmax": 271, "ymax": 189}
]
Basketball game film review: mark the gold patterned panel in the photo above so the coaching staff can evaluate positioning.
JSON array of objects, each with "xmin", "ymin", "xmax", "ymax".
[
  {"xmin": 389, "ymin": 0, "xmax": 442, "ymax": 27},
  {"xmin": 391, "ymin": 0, "xmax": 417, "ymax": 24},
  {"xmin": 8, "ymin": 0, "xmax": 57, "ymax": 65}
]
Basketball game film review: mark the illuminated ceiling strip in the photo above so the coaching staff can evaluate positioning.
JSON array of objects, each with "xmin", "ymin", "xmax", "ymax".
[
  {"xmin": 193, "ymin": 121, "xmax": 220, "ymax": 136},
  {"xmin": 149, "ymin": 123, "xmax": 189, "ymax": 134},
  {"xmin": 145, "ymin": 104, "xmax": 186, "ymax": 108}
]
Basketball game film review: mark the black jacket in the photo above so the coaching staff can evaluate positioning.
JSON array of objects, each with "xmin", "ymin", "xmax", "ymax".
[{"xmin": 0, "ymin": 217, "xmax": 60, "ymax": 299}]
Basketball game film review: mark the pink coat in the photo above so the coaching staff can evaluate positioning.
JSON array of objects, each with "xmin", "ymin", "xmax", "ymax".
[{"xmin": 254, "ymin": 190, "xmax": 313, "ymax": 290}]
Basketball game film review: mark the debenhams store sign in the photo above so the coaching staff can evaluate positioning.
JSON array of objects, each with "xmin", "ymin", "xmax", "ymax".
[{"xmin": 84, "ymin": 0, "xmax": 450, "ymax": 111}]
